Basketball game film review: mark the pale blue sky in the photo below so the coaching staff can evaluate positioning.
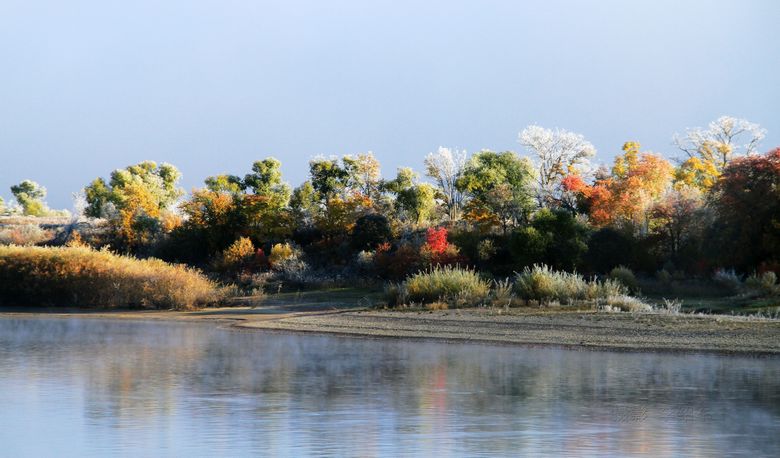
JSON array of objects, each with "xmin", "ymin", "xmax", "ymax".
[{"xmin": 1, "ymin": 0, "xmax": 778, "ymax": 209}]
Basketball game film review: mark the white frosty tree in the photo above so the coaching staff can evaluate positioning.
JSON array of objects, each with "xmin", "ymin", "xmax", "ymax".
[
  {"xmin": 424, "ymin": 146, "xmax": 468, "ymax": 221},
  {"xmin": 518, "ymin": 125, "xmax": 596, "ymax": 207},
  {"xmin": 673, "ymin": 116, "xmax": 766, "ymax": 169}
]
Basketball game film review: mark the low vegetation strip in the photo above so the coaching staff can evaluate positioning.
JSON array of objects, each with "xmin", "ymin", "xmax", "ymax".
[{"xmin": 0, "ymin": 245, "xmax": 221, "ymax": 309}]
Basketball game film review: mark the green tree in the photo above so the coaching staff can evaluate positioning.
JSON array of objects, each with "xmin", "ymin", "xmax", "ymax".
[
  {"xmin": 83, "ymin": 161, "xmax": 183, "ymax": 218},
  {"xmin": 10, "ymin": 180, "xmax": 48, "ymax": 216},
  {"xmin": 309, "ymin": 158, "xmax": 349, "ymax": 202},
  {"xmin": 457, "ymin": 151, "xmax": 535, "ymax": 233},
  {"xmin": 385, "ymin": 168, "xmax": 437, "ymax": 225},
  {"xmin": 204, "ymin": 174, "xmax": 245, "ymax": 195},
  {"xmin": 290, "ymin": 181, "xmax": 320, "ymax": 227},
  {"xmin": 510, "ymin": 209, "xmax": 589, "ymax": 270}
]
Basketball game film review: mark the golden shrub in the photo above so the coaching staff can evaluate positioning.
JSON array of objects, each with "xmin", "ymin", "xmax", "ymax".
[{"xmin": 0, "ymin": 245, "xmax": 222, "ymax": 310}]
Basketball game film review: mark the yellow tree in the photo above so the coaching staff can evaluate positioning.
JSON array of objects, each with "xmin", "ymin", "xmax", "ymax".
[{"xmin": 582, "ymin": 142, "xmax": 673, "ymax": 234}]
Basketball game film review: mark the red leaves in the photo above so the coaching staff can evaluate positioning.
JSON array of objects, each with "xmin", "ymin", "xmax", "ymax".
[{"xmin": 425, "ymin": 227, "xmax": 449, "ymax": 254}]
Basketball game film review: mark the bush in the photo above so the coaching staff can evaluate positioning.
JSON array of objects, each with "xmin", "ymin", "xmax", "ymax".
[
  {"xmin": 609, "ymin": 266, "xmax": 639, "ymax": 294},
  {"xmin": 745, "ymin": 271, "xmax": 778, "ymax": 296},
  {"xmin": 222, "ymin": 237, "xmax": 255, "ymax": 265},
  {"xmin": 0, "ymin": 224, "xmax": 51, "ymax": 246},
  {"xmin": 269, "ymin": 242, "xmax": 298, "ymax": 266},
  {"xmin": 0, "ymin": 245, "xmax": 222, "ymax": 309},
  {"xmin": 351, "ymin": 214, "xmax": 392, "ymax": 251},
  {"xmin": 601, "ymin": 295, "xmax": 653, "ymax": 313},
  {"xmin": 713, "ymin": 268, "xmax": 742, "ymax": 294},
  {"xmin": 397, "ymin": 265, "xmax": 490, "ymax": 307},
  {"xmin": 491, "ymin": 278, "xmax": 514, "ymax": 307},
  {"xmin": 514, "ymin": 264, "xmax": 627, "ymax": 305}
]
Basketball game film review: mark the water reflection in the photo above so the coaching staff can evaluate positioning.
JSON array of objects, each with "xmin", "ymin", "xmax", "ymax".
[{"xmin": 0, "ymin": 318, "xmax": 778, "ymax": 457}]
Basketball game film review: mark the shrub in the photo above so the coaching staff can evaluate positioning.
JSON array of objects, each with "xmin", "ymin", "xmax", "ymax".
[
  {"xmin": 657, "ymin": 298, "xmax": 682, "ymax": 314},
  {"xmin": 219, "ymin": 237, "xmax": 256, "ymax": 271},
  {"xmin": 491, "ymin": 278, "xmax": 514, "ymax": 307},
  {"xmin": 399, "ymin": 266, "xmax": 490, "ymax": 307},
  {"xmin": 0, "ymin": 224, "xmax": 51, "ymax": 246},
  {"xmin": 384, "ymin": 282, "xmax": 408, "ymax": 307},
  {"xmin": 268, "ymin": 242, "xmax": 298, "ymax": 266},
  {"xmin": 425, "ymin": 227, "xmax": 449, "ymax": 254},
  {"xmin": 351, "ymin": 214, "xmax": 392, "ymax": 251},
  {"xmin": 0, "ymin": 245, "xmax": 222, "ymax": 309},
  {"xmin": 745, "ymin": 271, "xmax": 778, "ymax": 296},
  {"xmin": 514, "ymin": 264, "xmax": 628, "ymax": 305},
  {"xmin": 713, "ymin": 268, "xmax": 742, "ymax": 294},
  {"xmin": 603, "ymin": 295, "xmax": 653, "ymax": 313},
  {"xmin": 655, "ymin": 269, "xmax": 672, "ymax": 286},
  {"xmin": 609, "ymin": 266, "xmax": 639, "ymax": 294}
]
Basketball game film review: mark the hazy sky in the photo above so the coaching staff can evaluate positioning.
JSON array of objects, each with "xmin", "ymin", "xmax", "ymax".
[{"xmin": 1, "ymin": 0, "xmax": 778, "ymax": 209}]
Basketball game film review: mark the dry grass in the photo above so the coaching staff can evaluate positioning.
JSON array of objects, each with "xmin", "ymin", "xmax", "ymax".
[
  {"xmin": 402, "ymin": 266, "xmax": 491, "ymax": 307},
  {"xmin": 0, "ymin": 245, "xmax": 223, "ymax": 310}
]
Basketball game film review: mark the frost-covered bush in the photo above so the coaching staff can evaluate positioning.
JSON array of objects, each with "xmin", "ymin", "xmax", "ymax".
[
  {"xmin": 514, "ymin": 264, "xmax": 627, "ymax": 305},
  {"xmin": 609, "ymin": 266, "xmax": 639, "ymax": 294}
]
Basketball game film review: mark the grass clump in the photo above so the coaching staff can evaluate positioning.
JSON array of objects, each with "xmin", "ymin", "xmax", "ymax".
[
  {"xmin": 396, "ymin": 265, "xmax": 490, "ymax": 307},
  {"xmin": 514, "ymin": 264, "xmax": 627, "ymax": 306},
  {"xmin": 0, "ymin": 245, "xmax": 222, "ymax": 310}
]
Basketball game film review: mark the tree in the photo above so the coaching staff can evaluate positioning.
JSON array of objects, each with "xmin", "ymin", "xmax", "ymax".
[
  {"xmin": 581, "ymin": 143, "xmax": 673, "ymax": 234},
  {"xmin": 290, "ymin": 181, "xmax": 320, "ymax": 227},
  {"xmin": 509, "ymin": 209, "xmax": 589, "ymax": 271},
  {"xmin": 83, "ymin": 161, "xmax": 183, "ymax": 250},
  {"xmin": 674, "ymin": 115, "xmax": 766, "ymax": 164},
  {"xmin": 351, "ymin": 213, "xmax": 392, "ymax": 250},
  {"xmin": 709, "ymin": 148, "xmax": 780, "ymax": 271},
  {"xmin": 204, "ymin": 174, "xmax": 244, "ymax": 195},
  {"xmin": 673, "ymin": 116, "xmax": 766, "ymax": 191},
  {"xmin": 173, "ymin": 158, "xmax": 294, "ymax": 259},
  {"xmin": 309, "ymin": 158, "xmax": 350, "ymax": 202},
  {"xmin": 84, "ymin": 161, "xmax": 183, "ymax": 218},
  {"xmin": 385, "ymin": 167, "xmax": 436, "ymax": 225},
  {"xmin": 10, "ymin": 180, "xmax": 48, "ymax": 216},
  {"xmin": 650, "ymin": 186, "xmax": 707, "ymax": 264},
  {"xmin": 518, "ymin": 125, "xmax": 596, "ymax": 207},
  {"xmin": 424, "ymin": 147, "xmax": 467, "ymax": 221},
  {"xmin": 178, "ymin": 188, "xmax": 244, "ymax": 258},
  {"xmin": 343, "ymin": 153, "xmax": 382, "ymax": 199},
  {"xmin": 456, "ymin": 150, "xmax": 535, "ymax": 233},
  {"xmin": 244, "ymin": 158, "xmax": 287, "ymax": 196}
]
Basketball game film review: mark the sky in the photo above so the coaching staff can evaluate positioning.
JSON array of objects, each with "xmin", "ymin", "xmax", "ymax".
[{"xmin": 1, "ymin": 0, "xmax": 778, "ymax": 209}]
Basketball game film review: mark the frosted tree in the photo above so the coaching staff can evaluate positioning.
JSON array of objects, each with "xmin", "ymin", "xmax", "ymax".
[
  {"xmin": 673, "ymin": 116, "xmax": 766, "ymax": 170},
  {"xmin": 424, "ymin": 146, "xmax": 468, "ymax": 221},
  {"xmin": 518, "ymin": 125, "xmax": 596, "ymax": 207}
]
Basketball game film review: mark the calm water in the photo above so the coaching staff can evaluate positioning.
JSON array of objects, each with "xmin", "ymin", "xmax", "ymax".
[{"xmin": 0, "ymin": 318, "xmax": 778, "ymax": 457}]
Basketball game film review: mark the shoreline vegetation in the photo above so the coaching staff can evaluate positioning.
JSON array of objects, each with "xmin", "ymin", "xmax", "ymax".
[{"xmin": 1, "ymin": 117, "xmax": 779, "ymax": 353}]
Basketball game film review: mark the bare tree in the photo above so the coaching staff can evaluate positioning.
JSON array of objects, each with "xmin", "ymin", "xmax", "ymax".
[{"xmin": 424, "ymin": 147, "xmax": 468, "ymax": 221}]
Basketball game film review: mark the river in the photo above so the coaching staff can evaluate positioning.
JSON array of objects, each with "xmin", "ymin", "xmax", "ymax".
[{"xmin": 0, "ymin": 318, "xmax": 778, "ymax": 456}]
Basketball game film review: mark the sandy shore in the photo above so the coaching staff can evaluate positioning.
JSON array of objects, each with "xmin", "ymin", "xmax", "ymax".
[{"xmin": 2, "ymin": 295, "xmax": 779, "ymax": 355}]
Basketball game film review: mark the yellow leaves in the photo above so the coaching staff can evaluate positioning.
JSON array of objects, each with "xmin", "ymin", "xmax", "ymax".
[
  {"xmin": 268, "ymin": 242, "xmax": 296, "ymax": 266},
  {"xmin": 221, "ymin": 237, "xmax": 255, "ymax": 267},
  {"xmin": 674, "ymin": 157, "xmax": 720, "ymax": 191}
]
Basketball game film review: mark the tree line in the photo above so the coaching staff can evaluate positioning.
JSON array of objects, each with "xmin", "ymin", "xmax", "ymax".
[{"xmin": 3, "ymin": 116, "xmax": 778, "ymax": 280}]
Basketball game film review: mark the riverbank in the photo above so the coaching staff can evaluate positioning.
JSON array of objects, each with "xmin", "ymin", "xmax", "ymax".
[{"xmin": 2, "ymin": 290, "xmax": 779, "ymax": 355}]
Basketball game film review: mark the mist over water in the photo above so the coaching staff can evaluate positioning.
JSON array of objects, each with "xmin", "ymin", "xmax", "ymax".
[{"xmin": 0, "ymin": 318, "xmax": 778, "ymax": 456}]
